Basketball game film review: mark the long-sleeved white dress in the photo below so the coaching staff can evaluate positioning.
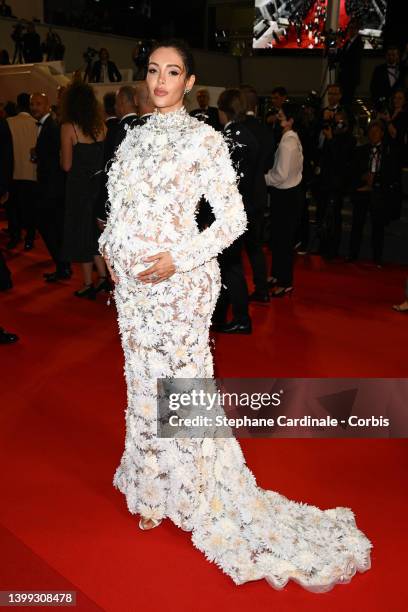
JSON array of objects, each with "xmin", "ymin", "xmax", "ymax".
[{"xmin": 98, "ymin": 106, "xmax": 372, "ymax": 593}]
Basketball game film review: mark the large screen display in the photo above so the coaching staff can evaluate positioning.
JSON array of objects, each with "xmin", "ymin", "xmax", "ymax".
[{"xmin": 253, "ymin": 0, "xmax": 387, "ymax": 50}]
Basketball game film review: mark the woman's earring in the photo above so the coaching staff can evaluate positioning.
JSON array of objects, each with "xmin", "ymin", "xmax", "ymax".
[{"xmin": 184, "ymin": 88, "xmax": 190, "ymax": 95}]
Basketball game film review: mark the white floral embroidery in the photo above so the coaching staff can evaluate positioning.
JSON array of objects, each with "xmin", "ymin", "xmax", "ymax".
[{"xmin": 98, "ymin": 106, "xmax": 372, "ymax": 593}]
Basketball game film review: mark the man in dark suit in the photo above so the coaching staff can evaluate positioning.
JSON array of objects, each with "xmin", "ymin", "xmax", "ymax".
[
  {"xmin": 190, "ymin": 88, "xmax": 221, "ymax": 131},
  {"xmin": 348, "ymin": 120, "xmax": 401, "ymax": 266},
  {"xmin": 0, "ymin": 117, "xmax": 13, "ymax": 292},
  {"xmin": 212, "ymin": 89, "xmax": 258, "ymax": 335},
  {"xmin": 134, "ymin": 81, "xmax": 154, "ymax": 127},
  {"xmin": 370, "ymin": 45, "xmax": 406, "ymax": 110},
  {"xmin": 113, "ymin": 86, "xmax": 138, "ymax": 148},
  {"xmin": 241, "ymin": 85, "xmax": 275, "ymax": 302},
  {"xmin": 96, "ymin": 85, "xmax": 144, "ymax": 227},
  {"xmin": 102, "ymin": 91, "xmax": 119, "ymax": 166},
  {"xmin": 0, "ymin": 1, "xmax": 12, "ymax": 17},
  {"xmin": 30, "ymin": 92, "xmax": 70, "ymax": 281},
  {"xmin": 22, "ymin": 22, "xmax": 43, "ymax": 63},
  {"xmin": 90, "ymin": 48, "xmax": 122, "ymax": 83},
  {"xmin": 337, "ymin": 19, "xmax": 364, "ymax": 106}
]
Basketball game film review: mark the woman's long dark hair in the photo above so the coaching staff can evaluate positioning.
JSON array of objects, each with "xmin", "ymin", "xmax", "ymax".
[
  {"xmin": 60, "ymin": 80, "xmax": 104, "ymax": 140},
  {"xmin": 281, "ymin": 102, "xmax": 302, "ymax": 133},
  {"xmin": 148, "ymin": 38, "xmax": 195, "ymax": 77}
]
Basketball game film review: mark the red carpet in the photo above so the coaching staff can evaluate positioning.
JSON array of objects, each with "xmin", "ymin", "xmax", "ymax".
[
  {"xmin": 272, "ymin": 1, "xmax": 349, "ymax": 50},
  {"xmin": 1, "ymin": 228, "xmax": 408, "ymax": 612}
]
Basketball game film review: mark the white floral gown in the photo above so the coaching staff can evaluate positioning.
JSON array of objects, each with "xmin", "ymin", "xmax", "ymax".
[{"xmin": 98, "ymin": 107, "xmax": 372, "ymax": 593}]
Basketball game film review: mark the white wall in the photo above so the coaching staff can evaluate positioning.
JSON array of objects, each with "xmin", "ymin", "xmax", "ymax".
[
  {"xmin": 0, "ymin": 16, "xmax": 381, "ymax": 99},
  {"xmin": 0, "ymin": 16, "xmax": 240, "ymax": 85}
]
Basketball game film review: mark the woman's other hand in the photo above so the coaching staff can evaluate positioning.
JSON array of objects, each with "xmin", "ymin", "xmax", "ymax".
[{"xmin": 105, "ymin": 258, "xmax": 119, "ymax": 284}]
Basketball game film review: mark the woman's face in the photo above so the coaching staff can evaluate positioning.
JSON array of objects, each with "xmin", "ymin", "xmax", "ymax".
[
  {"xmin": 146, "ymin": 46, "xmax": 195, "ymax": 114},
  {"xmin": 277, "ymin": 109, "xmax": 292, "ymax": 130}
]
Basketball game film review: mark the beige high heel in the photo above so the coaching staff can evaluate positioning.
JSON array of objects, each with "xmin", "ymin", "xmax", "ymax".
[{"xmin": 138, "ymin": 517, "xmax": 163, "ymax": 530}]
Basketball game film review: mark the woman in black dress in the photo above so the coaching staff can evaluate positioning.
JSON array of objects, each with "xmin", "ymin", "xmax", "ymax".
[{"xmin": 60, "ymin": 81, "xmax": 108, "ymax": 298}]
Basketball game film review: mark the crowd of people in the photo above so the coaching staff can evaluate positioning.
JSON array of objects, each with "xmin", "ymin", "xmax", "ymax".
[
  {"xmin": 0, "ymin": 21, "xmax": 65, "ymax": 65},
  {"xmin": 0, "ymin": 40, "xmax": 408, "ymax": 343}
]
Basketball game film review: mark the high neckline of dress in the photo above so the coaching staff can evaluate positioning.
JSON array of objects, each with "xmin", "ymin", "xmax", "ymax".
[{"xmin": 150, "ymin": 106, "xmax": 190, "ymax": 130}]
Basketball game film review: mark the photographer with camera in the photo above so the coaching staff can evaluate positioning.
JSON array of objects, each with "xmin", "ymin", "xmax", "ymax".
[
  {"xmin": 376, "ymin": 89, "xmax": 408, "ymax": 167},
  {"xmin": 132, "ymin": 42, "xmax": 151, "ymax": 81},
  {"xmin": 337, "ymin": 18, "xmax": 364, "ymax": 107},
  {"xmin": 11, "ymin": 21, "xmax": 25, "ymax": 64},
  {"xmin": 42, "ymin": 28, "xmax": 65, "ymax": 62},
  {"xmin": 347, "ymin": 120, "xmax": 402, "ymax": 266},
  {"xmin": 315, "ymin": 108, "xmax": 355, "ymax": 260},
  {"xmin": 370, "ymin": 45, "xmax": 406, "ymax": 110},
  {"xmin": 22, "ymin": 22, "xmax": 43, "ymax": 64}
]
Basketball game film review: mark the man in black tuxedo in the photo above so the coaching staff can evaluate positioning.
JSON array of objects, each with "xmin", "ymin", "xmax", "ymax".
[
  {"xmin": 322, "ymin": 83, "xmax": 342, "ymax": 118},
  {"xmin": 190, "ymin": 88, "xmax": 221, "ymax": 131},
  {"xmin": 0, "ymin": 117, "xmax": 13, "ymax": 292},
  {"xmin": 30, "ymin": 92, "xmax": 70, "ymax": 281},
  {"xmin": 134, "ymin": 81, "xmax": 154, "ymax": 127},
  {"xmin": 102, "ymin": 91, "xmax": 119, "ymax": 164},
  {"xmin": 370, "ymin": 45, "xmax": 406, "ymax": 110},
  {"xmin": 90, "ymin": 48, "xmax": 122, "ymax": 83},
  {"xmin": 0, "ymin": 1, "xmax": 12, "ymax": 17},
  {"xmin": 22, "ymin": 22, "xmax": 43, "ymax": 63},
  {"xmin": 212, "ymin": 89, "xmax": 258, "ymax": 335},
  {"xmin": 241, "ymin": 85, "xmax": 274, "ymax": 302},
  {"xmin": 337, "ymin": 19, "xmax": 364, "ymax": 106},
  {"xmin": 348, "ymin": 120, "xmax": 401, "ymax": 266},
  {"xmin": 113, "ymin": 86, "xmax": 138, "ymax": 148},
  {"xmin": 96, "ymin": 85, "xmax": 146, "ymax": 227},
  {"xmin": 0, "ymin": 155, "xmax": 18, "ymax": 339}
]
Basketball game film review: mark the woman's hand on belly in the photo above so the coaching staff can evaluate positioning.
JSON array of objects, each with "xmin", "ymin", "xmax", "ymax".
[{"xmin": 137, "ymin": 251, "xmax": 176, "ymax": 284}]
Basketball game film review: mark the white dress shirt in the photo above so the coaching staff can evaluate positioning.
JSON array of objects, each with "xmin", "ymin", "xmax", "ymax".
[
  {"xmin": 100, "ymin": 63, "xmax": 109, "ymax": 83},
  {"xmin": 265, "ymin": 130, "xmax": 303, "ymax": 189},
  {"xmin": 387, "ymin": 63, "xmax": 399, "ymax": 88}
]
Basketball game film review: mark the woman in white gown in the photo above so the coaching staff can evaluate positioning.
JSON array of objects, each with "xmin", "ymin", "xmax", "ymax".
[{"xmin": 99, "ymin": 39, "xmax": 372, "ymax": 592}]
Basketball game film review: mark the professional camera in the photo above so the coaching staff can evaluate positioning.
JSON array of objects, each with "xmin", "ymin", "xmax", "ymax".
[
  {"xmin": 375, "ymin": 97, "xmax": 391, "ymax": 115},
  {"xmin": 324, "ymin": 28, "xmax": 343, "ymax": 69},
  {"xmin": 83, "ymin": 47, "xmax": 98, "ymax": 64},
  {"xmin": 303, "ymin": 90, "xmax": 321, "ymax": 111}
]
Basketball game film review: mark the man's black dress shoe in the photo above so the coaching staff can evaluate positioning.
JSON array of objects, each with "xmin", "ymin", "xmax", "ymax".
[
  {"xmin": 0, "ymin": 280, "xmax": 13, "ymax": 291},
  {"xmin": 24, "ymin": 240, "xmax": 34, "ymax": 251},
  {"xmin": 213, "ymin": 320, "xmax": 252, "ymax": 334},
  {"xmin": 270, "ymin": 286, "xmax": 293, "ymax": 298},
  {"xmin": 249, "ymin": 291, "xmax": 270, "ymax": 303},
  {"xmin": 0, "ymin": 328, "xmax": 19, "ymax": 344}
]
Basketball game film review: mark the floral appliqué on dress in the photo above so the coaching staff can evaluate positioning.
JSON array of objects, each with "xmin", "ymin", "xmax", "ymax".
[{"xmin": 98, "ymin": 106, "xmax": 372, "ymax": 593}]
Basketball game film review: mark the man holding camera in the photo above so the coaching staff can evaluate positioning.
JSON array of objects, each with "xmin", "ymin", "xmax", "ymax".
[
  {"xmin": 370, "ymin": 45, "xmax": 406, "ymax": 110},
  {"xmin": 337, "ymin": 19, "xmax": 364, "ymax": 107},
  {"xmin": 315, "ymin": 109, "xmax": 355, "ymax": 260},
  {"xmin": 348, "ymin": 120, "xmax": 401, "ymax": 266}
]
